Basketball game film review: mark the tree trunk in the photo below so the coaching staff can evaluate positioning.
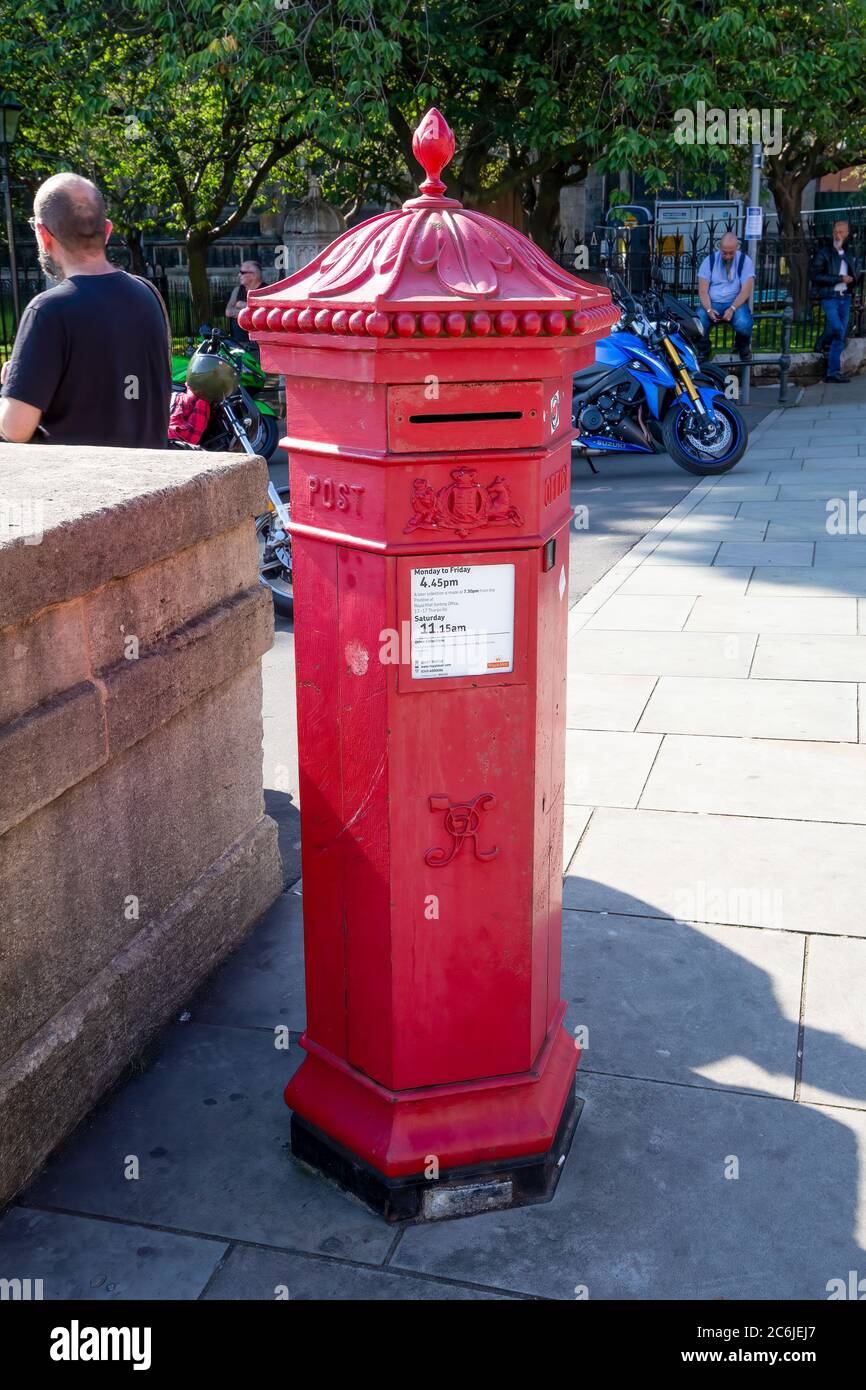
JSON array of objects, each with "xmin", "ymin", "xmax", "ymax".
[
  {"xmin": 125, "ymin": 228, "xmax": 147, "ymax": 277},
  {"xmin": 527, "ymin": 165, "xmax": 566, "ymax": 254},
  {"xmin": 186, "ymin": 232, "xmax": 212, "ymax": 332},
  {"xmin": 766, "ymin": 168, "xmax": 810, "ymax": 318}
]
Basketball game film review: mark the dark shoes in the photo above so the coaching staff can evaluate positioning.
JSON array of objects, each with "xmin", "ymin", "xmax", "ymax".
[{"xmin": 825, "ymin": 373, "xmax": 850, "ymax": 383}]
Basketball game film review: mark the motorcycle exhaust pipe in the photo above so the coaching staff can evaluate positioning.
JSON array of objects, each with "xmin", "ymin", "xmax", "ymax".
[{"xmin": 610, "ymin": 416, "xmax": 650, "ymax": 449}]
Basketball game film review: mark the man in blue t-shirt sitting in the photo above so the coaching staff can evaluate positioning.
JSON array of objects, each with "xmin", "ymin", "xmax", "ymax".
[{"xmin": 697, "ymin": 232, "xmax": 756, "ymax": 363}]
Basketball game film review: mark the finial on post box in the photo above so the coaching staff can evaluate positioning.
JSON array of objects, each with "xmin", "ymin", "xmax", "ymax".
[{"xmin": 412, "ymin": 108, "xmax": 456, "ymax": 197}]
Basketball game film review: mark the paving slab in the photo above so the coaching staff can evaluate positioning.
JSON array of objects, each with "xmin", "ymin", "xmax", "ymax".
[
  {"xmin": 562, "ymin": 911, "xmax": 802, "ymax": 1098},
  {"xmin": 637, "ymin": 675, "xmax": 856, "ymax": 742},
  {"xmin": 566, "ymin": 673, "xmax": 656, "ymax": 731},
  {"xmin": 201, "ymin": 1245, "xmax": 514, "ymax": 1300},
  {"xmin": 22, "ymin": 1026, "xmax": 394, "ymax": 1264},
  {"xmin": 583, "ymin": 595, "xmax": 695, "ymax": 631},
  {"xmin": 665, "ymin": 520, "xmax": 768, "ymax": 540},
  {"xmin": 638, "ymin": 540, "xmax": 721, "ymax": 566},
  {"xmin": 781, "ymin": 449, "xmax": 865, "ymax": 461},
  {"xmin": 641, "ymin": 733, "xmax": 866, "ymax": 825},
  {"xmin": 780, "ymin": 484, "xmax": 866, "ymax": 501},
  {"xmin": 706, "ymin": 474, "xmax": 771, "ymax": 488},
  {"xmin": 765, "ymin": 521, "xmax": 846, "ymax": 541},
  {"xmin": 684, "ymin": 594, "xmax": 857, "ymax": 635},
  {"xmin": 739, "ymin": 448, "xmax": 799, "ymax": 460},
  {"xmin": 714, "ymin": 540, "xmax": 815, "ymax": 566},
  {"xmin": 685, "ymin": 498, "xmax": 743, "ymax": 517},
  {"xmin": 800, "ymin": 935, "xmax": 866, "ymax": 1109},
  {"xmin": 737, "ymin": 501, "xmax": 842, "ymax": 522},
  {"xmin": 568, "ymin": 571, "xmax": 631, "ymax": 617},
  {"xmin": 696, "ymin": 486, "xmax": 780, "ymax": 501},
  {"xmin": 564, "ymin": 806, "xmax": 866, "ymax": 935},
  {"xmin": 614, "ymin": 565, "xmax": 752, "ymax": 596},
  {"xmin": 563, "ymin": 805, "xmax": 593, "ymax": 872},
  {"xmin": 568, "ymin": 630, "xmax": 756, "ymax": 678},
  {"xmin": 0, "ymin": 1207, "xmax": 226, "ymax": 1300},
  {"xmin": 752, "ymin": 634, "xmax": 866, "ymax": 682},
  {"xmin": 746, "ymin": 566, "xmax": 866, "ymax": 598},
  {"xmin": 814, "ymin": 540, "xmax": 866, "ymax": 565},
  {"xmin": 797, "ymin": 456, "xmax": 866, "ymax": 467},
  {"xmin": 191, "ymin": 888, "xmax": 305, "ymax": 1032},
  {"xmin": 564, "ymin": 730, "xmax": 662, "ymax": 809},
  {"xmin": 391, "ymin": 1071, "xmax": 866, "ymax": 1300}
]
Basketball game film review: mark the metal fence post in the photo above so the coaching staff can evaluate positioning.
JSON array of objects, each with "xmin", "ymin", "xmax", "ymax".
[{"xmin": 778, "ymin": 296, "xmax": 794, "ymax": 405}]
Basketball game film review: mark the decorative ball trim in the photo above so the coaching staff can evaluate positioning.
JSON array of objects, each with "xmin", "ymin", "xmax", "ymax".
[{"xmin": 243, "ymin": 301, "xmax": 617, "ymax": 339}]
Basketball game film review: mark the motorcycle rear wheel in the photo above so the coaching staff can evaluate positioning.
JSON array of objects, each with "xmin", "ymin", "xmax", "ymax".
[
  {"xmin": 256, "ymin": 485, "xmax": 293, "ymax": 617},
  {"xmin": 662, "ymin": 395, "xmax": 747, "ymax": 475}
]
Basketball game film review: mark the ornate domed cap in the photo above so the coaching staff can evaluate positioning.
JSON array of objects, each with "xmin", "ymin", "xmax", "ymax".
[{"xmin": 242, "ymin": 108, "xmax": 617, "ymax": 342}]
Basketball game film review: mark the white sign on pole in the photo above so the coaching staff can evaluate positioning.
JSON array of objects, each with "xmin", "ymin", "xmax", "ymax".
[
  {"xmin": 745, "ymin": 206, "xmax": 763, "ymax": 239},
  {"xmin": 410, "ymin": 564, "xmax": 515, "ymax": 680}
]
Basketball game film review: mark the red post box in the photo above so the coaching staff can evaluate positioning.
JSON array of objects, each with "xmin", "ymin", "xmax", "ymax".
[{"xmin": 243, "ymin": 109, "xmax": 618, "ymax": 1221}]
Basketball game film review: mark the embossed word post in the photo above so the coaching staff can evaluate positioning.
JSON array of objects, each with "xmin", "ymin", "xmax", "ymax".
[{"xmin": 244, "ymin": 108, "xmax": 618, "ymax": 1222}]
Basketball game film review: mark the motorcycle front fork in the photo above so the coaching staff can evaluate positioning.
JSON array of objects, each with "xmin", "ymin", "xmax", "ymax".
[{"xmin": 221, "ymin": 399, "xmax": 258, "ymax": 456}]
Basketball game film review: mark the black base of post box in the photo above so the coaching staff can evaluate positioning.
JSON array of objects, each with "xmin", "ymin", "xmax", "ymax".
[{"xmin": 289, "ymin": 1087, "xmax": 583, "ymax": 1224}]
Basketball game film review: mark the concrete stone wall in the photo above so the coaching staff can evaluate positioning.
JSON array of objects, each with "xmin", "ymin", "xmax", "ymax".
[{"xmin": 0, "ymin": 446, "xmax": 283, "ymax": 1205}]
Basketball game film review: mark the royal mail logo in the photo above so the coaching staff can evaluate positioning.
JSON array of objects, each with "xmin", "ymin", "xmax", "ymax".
[
  {"xmin": 405, "ymin": 469, "xmax": 524, "ymax": 539},
  {"xmin": 425, "ymin": 792, "xmax": 499, "ymax": 867}
]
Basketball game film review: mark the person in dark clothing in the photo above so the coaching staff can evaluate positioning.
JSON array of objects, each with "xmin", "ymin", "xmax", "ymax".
[
  {"xmin": 225, "ymin": 260, "xmax": 263, "ymax": 348},
  {"xmin": 0, "ymin": 173, "xmax": 170, "ymax": 446},
  {"xmin": 810, "ymin": 221, "xmax": 863, "ymax": 383}
]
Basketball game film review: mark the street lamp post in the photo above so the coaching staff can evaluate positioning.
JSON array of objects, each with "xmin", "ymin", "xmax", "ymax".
[{"xmin": 0, "ymin": 98, "xmax": 23, "ymax": 328}]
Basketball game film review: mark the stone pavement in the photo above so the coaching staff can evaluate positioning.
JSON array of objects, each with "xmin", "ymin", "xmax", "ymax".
[{"xmin": 3, "ymin": 380, "xmax": 866, "ymax": 1300}]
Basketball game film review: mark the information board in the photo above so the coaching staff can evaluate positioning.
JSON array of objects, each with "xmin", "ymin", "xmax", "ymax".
[{"xmin": 410, "ymin": 564, "xmax": 515, "ymax": 680}]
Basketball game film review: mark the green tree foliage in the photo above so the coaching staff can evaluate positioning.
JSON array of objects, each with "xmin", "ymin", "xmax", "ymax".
[{"xmin": 2, "ymin": 0, "xmax": 866, "ymax": 318}]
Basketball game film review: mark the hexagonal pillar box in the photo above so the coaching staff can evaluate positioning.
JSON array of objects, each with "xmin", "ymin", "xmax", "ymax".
[{"xmin": 243, "ymin": 109, "xmax": 618, "ymax": 1222}]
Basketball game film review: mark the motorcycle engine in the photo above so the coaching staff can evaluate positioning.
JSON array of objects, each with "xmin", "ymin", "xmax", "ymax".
[
  {"xmin": 579, "ymin": 404, "xmax": 605, "ymax": 433},
  {"xmin": 616, "ymin": 377, "xmax": 643, "ymax": 403}
]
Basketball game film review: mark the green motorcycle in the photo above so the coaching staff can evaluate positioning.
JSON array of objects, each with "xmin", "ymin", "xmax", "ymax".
[{"xmin": 171, "ymin": 327, "xmax": 281, "ymax": 461}]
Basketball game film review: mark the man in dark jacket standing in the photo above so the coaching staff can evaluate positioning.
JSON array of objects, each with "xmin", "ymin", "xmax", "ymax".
[
  {"xmin": 810, "ymin": 220, "xmax": 863, "ymax": 383},
  {"xmin": 0, "ymin": 173, "xmax": 170, "ymax": 445}
]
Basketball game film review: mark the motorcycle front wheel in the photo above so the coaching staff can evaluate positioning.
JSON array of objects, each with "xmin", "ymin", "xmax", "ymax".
[
  {"xmin": 246, "ymin": 409, "xmax": 281, "ymax": 462},
  {"xmin": 662, "ymin": 395, "xmax": 748, "ymax": 475},
  {"xmin": 256, "ymin": 485, "xmax": 293, "ymax": 617}
]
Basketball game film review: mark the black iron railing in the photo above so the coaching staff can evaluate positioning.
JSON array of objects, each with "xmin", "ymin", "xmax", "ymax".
[
  {"xmin": 0, "ymin": 241, "xmax": 248, "ymax": 357},
  {"xmin": 554, "ymin": 214, "xmax": 866, "ymax": 355}
]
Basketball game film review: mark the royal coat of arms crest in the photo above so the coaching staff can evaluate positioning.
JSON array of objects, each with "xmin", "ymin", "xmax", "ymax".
[{"xmin": 404, "ymin": 468, "xmax": 524, "ymax": 539}]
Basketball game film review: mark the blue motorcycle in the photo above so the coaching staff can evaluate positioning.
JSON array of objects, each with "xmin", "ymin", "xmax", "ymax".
[{"xmin": 572, "ymin": 271, "xmax": 748, "ymax": 476}]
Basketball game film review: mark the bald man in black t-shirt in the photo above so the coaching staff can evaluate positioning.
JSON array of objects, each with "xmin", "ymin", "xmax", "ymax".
[{"xmin": 0, "ymin": 173, "xmax": 170, "ymax": 448}]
